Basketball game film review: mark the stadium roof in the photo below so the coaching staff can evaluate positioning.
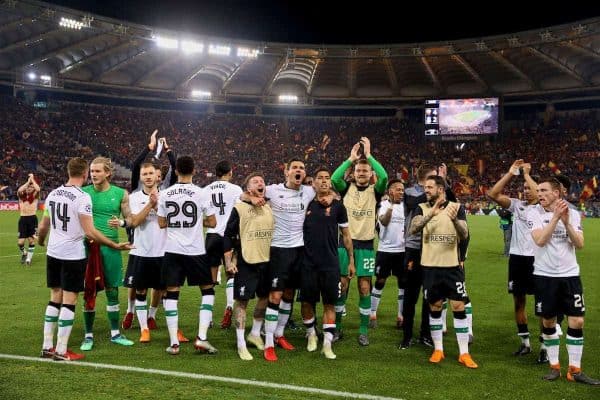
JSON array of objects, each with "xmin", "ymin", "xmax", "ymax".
[{"xmin": 2, "ymin": 0, "xmax": 600, "ymax": 106}]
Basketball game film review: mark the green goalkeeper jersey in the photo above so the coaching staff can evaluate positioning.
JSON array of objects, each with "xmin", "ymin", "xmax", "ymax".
[{"xmin": 82, "ymin": 184, "xmax": 125, "ymax": 241}]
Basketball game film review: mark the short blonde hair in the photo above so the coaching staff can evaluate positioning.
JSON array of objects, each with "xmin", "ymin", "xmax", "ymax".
[
  {"xmin": 67, "ymin": 157, "xmax": 88, "ymax": 178},
  {"xmin": 91, "ymin": 156, "xmax": 114, "ymax": 180}
]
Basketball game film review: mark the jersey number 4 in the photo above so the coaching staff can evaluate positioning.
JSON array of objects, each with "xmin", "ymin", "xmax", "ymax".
[
  {"xmin": 48, "ymin": 201, "xmax": 70, "ymax": 232},
  {"xmin": 165, "ymin": 201, "xmax": 198, "ymax": 228},
  {"xmin": 212, "ymin": 193, "xmax": 227, "ymax": 216}
]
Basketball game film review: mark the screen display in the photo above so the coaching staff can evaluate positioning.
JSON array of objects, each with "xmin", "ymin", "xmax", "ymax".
[{"xmin": 424, "ymin": 98, "xmax": 499, "ymax": 136}]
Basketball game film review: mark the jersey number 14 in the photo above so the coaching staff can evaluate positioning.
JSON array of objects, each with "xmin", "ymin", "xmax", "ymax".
[{"xmin": 48, "ymin": 201, "xmax": 70, "ymax": 232}]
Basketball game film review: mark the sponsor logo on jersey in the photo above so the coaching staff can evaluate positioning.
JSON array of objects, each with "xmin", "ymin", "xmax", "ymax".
[
  {"xmin": 246, "ymin": 230, "xmax": 273, "ymax": 240},
  {"xmin": 423, "ymin": 234, "xmax": 456, "ymax": 244},
  {"xmin": 351, "ymin": 209, "xmax": 373, "ymax": 218}
]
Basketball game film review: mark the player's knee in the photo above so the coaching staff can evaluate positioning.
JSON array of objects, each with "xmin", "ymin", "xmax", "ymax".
[
  {"xmin": 358, "ymin": 278, "xmax": 371, "ymax": 293},
  {"xmin": 269, "ymin": 291, "xmax": 282, "ymax": 303},
  {"xmin": 201, "ymin": 287, "xmax": 215, "ymax": 296},
  {"xmin": 450, "ymin": 301, "xmax": 465, "ymax": 312},
  {"xmin": 135, "ymin": 292, "xmax": 147, "ymax": 301},
  {"xmin": 567, "ymin": 316, "xmax": 584, "ymax": 329}
]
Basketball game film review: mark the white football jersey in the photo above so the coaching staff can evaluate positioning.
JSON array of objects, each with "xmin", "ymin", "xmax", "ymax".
[
  {"xmin": 158, "ymin": 183, "xmax": 215, "ymax": 255},
  {"xmin": 527, "ymin": 204, "xmax": 582, "ymax": 277},
  {"xmin": 266, "ymin": 183, "xmax": 315, "ymax": 248},
  {"xmin": 508, "ymin": 199, "xmax": 536, "ymax": 256},
  {"xmin": 377, "ymin": 200, "xmax": 405, "ymax": 253},
  {"xmin": 204, "ymin": 180, "xmax": 243, "ymax": 236},
  {"xmin": 129, "ymin": 189, "xmax": 166, "ymax": 257},
  {"xmin": 45, "ymin": 185, "xmax": 93, "ymax": 260}
]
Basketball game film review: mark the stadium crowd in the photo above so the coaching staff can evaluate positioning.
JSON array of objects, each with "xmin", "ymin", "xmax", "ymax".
[{"xmin": 1, "ymin": 96, "xmax": 599, "ymax": 214}]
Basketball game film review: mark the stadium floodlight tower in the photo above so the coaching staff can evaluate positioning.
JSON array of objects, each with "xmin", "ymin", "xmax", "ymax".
[
  {"xmin": 209, "ymin": 45, "xmax": 231, "ymax": 56},
  {"xmin": 155, "ymin": 36, "xmax": 179, "ymax": 49},
  {"xmin": 237, "ymin": 47, "xmax": 259, "ymax": 58},
  {"xmin": 279, "ymin": 94, "xmax": 298, "ymax": 104},
  {"xmin": 181, "ymin": 40, "xmax": 204, "ymax": 54},
  {"xmin": 58, "ymin": 17, "xmax": 85, "ymax": 30},
  {"xmin": 191, "ymin": 90, "xmax": 212, "ymax": 99}
]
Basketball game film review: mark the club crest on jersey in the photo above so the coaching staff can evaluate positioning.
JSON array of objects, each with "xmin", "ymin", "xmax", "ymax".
[{"xmin": 85, "ymin": 204, "xmax": 91, "ymax": 213}]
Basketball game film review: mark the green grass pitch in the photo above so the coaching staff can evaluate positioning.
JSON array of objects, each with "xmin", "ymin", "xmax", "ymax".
[{"xmin": 0, "ymin": 212, "xmax": 598, "ymax": 399}]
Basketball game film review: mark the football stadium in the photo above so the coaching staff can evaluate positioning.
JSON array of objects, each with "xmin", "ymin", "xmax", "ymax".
[{"xmin": 1, "ymin": 1, "xmax": 600, "ymax": 399}]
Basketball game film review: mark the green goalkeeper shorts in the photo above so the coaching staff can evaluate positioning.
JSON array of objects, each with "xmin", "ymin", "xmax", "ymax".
[
  {"xmin": 338, "ymin": 247, "xmax": 375, "ymax": 277},
  {"xmin": 100, "ymin": 245, "xmax": 123, "ymax": 288}
]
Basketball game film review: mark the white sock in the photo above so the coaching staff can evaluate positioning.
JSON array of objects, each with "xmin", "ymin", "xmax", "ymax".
[
  {"xmin": 148, "ymin": 306, "xmax": 158, "ymax": 319},
  {"xmin": 135, "ymin": 299, "xmax": 148, "ymax": 331},
  {"xmin": 127, "ymin": 297, "xmax": 135, "ymax": 314},
  {"xmin": 441, "ymin": 301, "xmax": 448, "ymax": 332},
  {"xmin": 226, "ymin": 278, "xmax": 234, "ymax": 309},
  {"xmin": 274, "ymin": 301, "xmax": 291, "ymax": 338},
  {"xmin": 164, "ymin": 299, "xmax": 179, "ymax": 346},
  {"xmin": 198, "ymin": 294, "xmax": 215, "ymax": 341},
  {"xmin": 455, "ymin": 317, "xmax": 470, "ymax": 355},
  {"xmin": 543, "ymin": 330, "xmax": 560, "ymax": 366},
  {"xmin": 236, "ymin": 328, "xmax": 246, "ymax": 348},
  {"xmin": 430, "ymin": 315, "xmax": 444, "ymax": 351},
  {"xmin": 43, "ymin": 303, "xmax": 60, "ymax": 349},
  {"xmin": 465, "ymin": 302, "xmax": 473, "ymax": 336},
  {"xmin": 303, "ymin": 318, "xmax": 316, "ymax": 336},
  {"xmin": 55, "ymin": 306, "xmax": 75, "ymax": 355},
  {"xmin": 397, "ymin": 288, "xmax": 404, "ymax": 318},
  {"xmin": 250, "ymin": 318, "xmax": 263, "ymax": 337},
  {"xmin": 566, "ymin": 334, "xmax": 583, "ymax": 369},
  {"xmin": 323, "ymin": 323, "xmax": 336, "ymax": 346},
  {"xmin": 371, "ymin": 287, "xmax": 382, "ymax": 316},
  {"xmin": 26, "ymin": 245, "xmax": 34, "ymax": 262},
  {"xmin": 264, "ymin": 306, "xmax": 278, "ymax": 348}
]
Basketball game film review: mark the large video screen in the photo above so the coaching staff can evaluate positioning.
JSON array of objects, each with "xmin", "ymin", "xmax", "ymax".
[{"xmin": 424, "ymin": 98, "xmax": 499, "ymax": 136}]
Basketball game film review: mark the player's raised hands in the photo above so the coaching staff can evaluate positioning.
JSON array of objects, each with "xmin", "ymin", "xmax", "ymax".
[
  {"xmin": 148, "ymin": 129, "xmax": 158, "ymax": 151},
  {"xmin": 350, "ymin": 142, "xmax": 361, "ymax": 162},
  {"xmin": 360, "ymin": 137, "xmax": 371, "ymax": 158},
  {"xmin": 509, "ymin": 159, "xmax": 524, "ymax": 175}
]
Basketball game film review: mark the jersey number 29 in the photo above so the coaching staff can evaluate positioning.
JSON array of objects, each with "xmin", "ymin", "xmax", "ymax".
[{"xmin": 165, "ymin": 201, "xmax": 198, "ymax": 228}]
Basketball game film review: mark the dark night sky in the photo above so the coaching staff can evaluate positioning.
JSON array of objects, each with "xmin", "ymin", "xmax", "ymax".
[{"xmin": 44, "ymin": 0, "xmax": 600, "ymax": 44}]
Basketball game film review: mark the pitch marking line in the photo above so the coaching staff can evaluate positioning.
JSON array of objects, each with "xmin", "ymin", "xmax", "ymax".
[{"xmin": 0, "ymin": 353, "xmax": 403, "ymax": 400}]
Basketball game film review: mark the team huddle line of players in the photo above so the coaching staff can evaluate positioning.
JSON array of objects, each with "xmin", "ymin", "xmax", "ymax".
[{"xmin": 22, "ymin": 133, "xmax": 598, "ymax": 383}]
